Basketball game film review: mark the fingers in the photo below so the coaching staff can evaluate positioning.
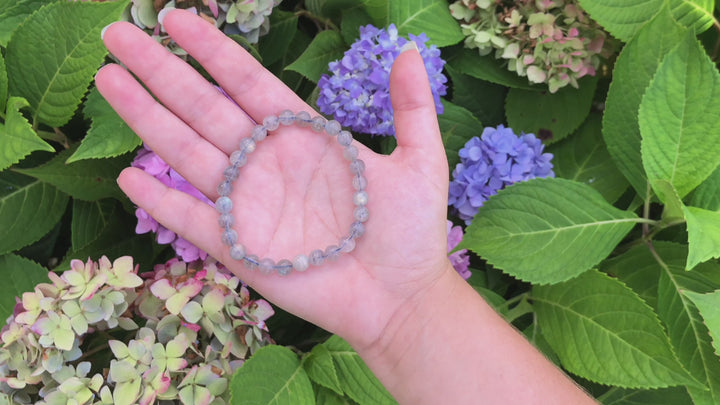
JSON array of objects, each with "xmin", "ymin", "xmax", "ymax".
[
  {"xmin": 389, "ymin": 46, "xmax": 446, "ymax": 172},
  {"xmin": 101, "ymin": 20, "xmax": 252, "ymax": 154},
  {"xmin": 161, "ymin": 10, "xmax": 310, "ymax": 120}
]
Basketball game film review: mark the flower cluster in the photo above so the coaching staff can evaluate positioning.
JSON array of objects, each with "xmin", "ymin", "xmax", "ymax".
[
  {"xmin": 449, "ymin": 125, "xmax": 554, "ymax": 223},
  {"xmin": 317, "ymin": 24, "xmax": 447, "ymax": 136},
  {"xmin": 449, "ymin": 0, "xmax": 607, "ymax": 92},
  {"xmin": 125, "ymin": 0, "xmax": 281, "ymax": 52},
  {"xmin": 0, "ymin": 256, "xmax": 273, "ymax": 404},
  {"xmin": 132, "ymin": 145, "xmax": 212, "ymax": 262},
  {"xmin": 447, "ymin": 221, "xmax": 471, "ymax": 279}
]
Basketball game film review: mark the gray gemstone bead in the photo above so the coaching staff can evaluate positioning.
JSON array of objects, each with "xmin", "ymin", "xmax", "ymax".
[
  {"xmin": 230, "ymin": 150, "xmax": 248, "ymax": 167},
  {"xmin": 217, "ymin": 180, "xmax": 232, "ymax": 197},
  {"xmin": 354, "ymin": 206, "xmax": 369, "ymax": 222},
  {"xmin": 221, "ymin": 229, "xmax": 238, "ymax": 246},
  {"xmin": 343, "ymin": 145, "xmax": 359, "ymax": 161},
  {"xmin": 263, "ymin": 115, "xmax": 280, "ymax": 131},
  {"xmin": 325, "ymin": 245, "xmax": 340, "ymax": 261},
  {"xmin": 349, "ymin": 221, "xmax": 365, "ymax": 238},
  {"xmin": 258, "ymin": 258, "xmax": 275, "ymax": 275},
  {"xmin": 239, "ymin": 137, "xmax": 256, "ymax": 153},
  {"xmin": 292, "ymin": 254, "xmax": 309, "ymax": 272},
  {"xmin": 340, "ymin": 237, "xmax": 356, "ymax": 253},
  {"xmin": 279, "ymin": 110, "xmax": 295, "ymax": 125},
  {"xmin": 230, "ymin": 244, "xmax": 246, "ymax": 260},
  {"xmin": 224, "ymin": 166, "xmax": 239, "ymax": 181},
  {"xmin": 353, "ymin": 190, "xmax": 368, "ymax": 206},
  {"xmin": 325, "ymin": 120, "xmax": 342, "ymax": 136},
  {"xmin": 296, "ymin": 111, "xmax": 312, "ymax": 127},
  {"xmin": 349, "ymin": 159, "xmax": 365, "ymax": 175},
  {"xmin": 337, "ymin": 130, "xmax": 353, "ymax": 146},
  {"xmin": 251, "ymin": 125, "xmax": 268, "ymax": 142},
  {"xmin": 218, "ymin": 213, "xmax": 234, "ymax": 228},
  {"xmin": 311, "ymin": 116, "xmax": 326, "ymax": 132},
  {"xmin": 215, "ymin": 196, "xmax": 233, "ymax": 214},
  {"xmin": 352, "ymin": 174, "xmax": 367, "ymax": 190},
  {"xmin": 244, "ymin": 254, "xmax": 259, "ymax": 270},
  {"xmin": 309, "ymin": 249, "xmax": 324, "ymax": 266},
  {"xmin": 276, "ymin": 259, "xmax": 293, "ymax": 276}
]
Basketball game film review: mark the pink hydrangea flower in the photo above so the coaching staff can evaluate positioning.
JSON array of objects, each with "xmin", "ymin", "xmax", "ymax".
[{"xmin": 447, "ymin": 220, "xmax": 471, "ymax": 279}]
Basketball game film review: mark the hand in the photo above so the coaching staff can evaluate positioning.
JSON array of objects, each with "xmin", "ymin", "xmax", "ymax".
[{"xmin": 97, "ymin": 9, "xmax": 457, "ymax": 352}]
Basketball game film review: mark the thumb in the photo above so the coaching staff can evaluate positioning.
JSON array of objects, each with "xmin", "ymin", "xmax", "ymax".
[{"xmin": 390, "ymin": 42, "xmax": 445, "ymax": 168}]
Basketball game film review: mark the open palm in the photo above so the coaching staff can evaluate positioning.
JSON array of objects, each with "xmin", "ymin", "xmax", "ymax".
[{"xmin": 97, "ymin": 9, "xmax": 455, "ymax": 351}]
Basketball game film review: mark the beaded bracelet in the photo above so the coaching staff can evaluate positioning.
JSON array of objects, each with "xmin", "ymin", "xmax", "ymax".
[{"xmin": 215, "ymin": 110, "xmax": 368, "ymax": 276}]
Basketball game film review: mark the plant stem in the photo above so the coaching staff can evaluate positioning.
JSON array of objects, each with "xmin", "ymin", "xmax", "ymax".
[
  {"xmin": 646, "ymin": 239, "xmax": 670, "ymax": 273},
  {"xmin": 78, "ymin": 343, "xmax": 110, "ymax": 361},
  {"xmin": 295, "ymin": 9, "xmax": 339, "ymax": 32},
  {"xmin": 37, "ymin": 128, "xmax": 70, "ymax": 149}
]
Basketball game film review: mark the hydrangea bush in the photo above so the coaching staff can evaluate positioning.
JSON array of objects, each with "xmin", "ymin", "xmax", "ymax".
[{"xmin": 3, "ymin": 0, "xmax": 720, "ymax": 404}]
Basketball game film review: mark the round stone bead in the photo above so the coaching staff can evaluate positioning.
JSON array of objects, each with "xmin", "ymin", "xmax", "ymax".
[
  {"xmin": 354, "ymin": 206, "xmax": 369, "ymax": 222},
  {"xmin": 251, "ymin": 125, "xmax": 267, "ymax": 142},
  {"xmin": 337, "ymin": 130, "xmax": 353, "ymax": 146},
  {"xmin": 218, "ymin": 213, "xmax": 234, "ymax": 228},
  {"xmin": 224, "ymin": 166, "xmax": 239, "ymax": 181},
  {"xmin": 311, "ymin": 116, "xmax": 326, "ymax": 132},
  {"xmin": 243, "ymin": 254, "xmax": 259, "ymax": 270},
  {"xmin": 349, "ymin": 159, "xmax": 365, "ymax": 175},
  {"xmin": 340, "ymin": 237, "xmax": 356, "ymax": 253},
  {"xmin": 230, "ymin": 244, "xmax": 246, "ymax": 260},
  {"xmin": 258, "ymin": 258, "xmax": 275, "ymax": 275},
  {"xmin": 325, "ymin": 245, "xmax": 340, "ymax": 261},
  {"xmin": 309, "ymin": 249, "xmax": 324, "ymax": 266},
  {"xmin": 239, "ymin": 137, "xmax": 256, "ymax": 154},
  {"xmin": 349, "ymin": 221, "xmax": 365, "ymax": 238},
  {"xmin": 276, "ymin": 259, "xmax": 293, "ymax": 276},
  {"xmin": 296, "ymin": 111, "xmax": 312, "ymax": 126},
  {"xmin": 215, "ymin": 196, "xmax": 233, "ymax": 214},
  {"xmin": 217, "ymin": 180, "xmax": 232, "ymax": 197},
  {"xmin": 278, "ymin": 110, "xmax": 295, "ymax": 125},
  {"xmin": 230, "ymin": 150, "xmax": 248, "ymax": 167},
  {"xmin": 325, "ymin": 120, "xmax": 342, "ymax": 136},
  {"xmin": 292, "ymin": 254, "xmax": 309, "ymax": 272},
  {"xmin": 221, "ymin": 229, "xmax": 238, "ymax": 246},
  {"xmin": 353, "ymin": 190, "xmax": 368, "ymax": 206},
  {"xmin": 352, "ymin": 174, "xmax": 367, "ymax": 190},
  {"xmin": 263, "ymin": 115, "xmax": 280, "ymax": 131},
  {"xmin": 343, "ymin": 145, "xmax": 358, "ymax": 161}
]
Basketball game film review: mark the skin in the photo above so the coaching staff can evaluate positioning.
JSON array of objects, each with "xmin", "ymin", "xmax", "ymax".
[{"xmin": 97, "ymin": 9, "xmax": 596, "ymax": 404}]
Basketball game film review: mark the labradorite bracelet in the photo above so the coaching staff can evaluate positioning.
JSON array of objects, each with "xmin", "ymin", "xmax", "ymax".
[{"xmin": 215, "ymin": 110, "xmax": 368, "ymax": 276}]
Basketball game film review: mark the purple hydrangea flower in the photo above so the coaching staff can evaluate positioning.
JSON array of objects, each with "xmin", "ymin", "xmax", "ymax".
[
  {"xmin": 132, "ymin": 146, "xmax": 213, "ymax": 262},
  {"xmin": 447, "ymin": 220, "xmax": 471, "ymax": 279},
  {"xmin": 317, "ymin": 24, "xmax": 447, "ymax": 136},
  {"xmin": 449, "ymin": 125, "xmax": 554, "ymax": 223}
]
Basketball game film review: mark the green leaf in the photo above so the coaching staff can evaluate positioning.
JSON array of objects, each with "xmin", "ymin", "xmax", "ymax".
[
  {"xmin": 0, "ymin": 51, "xmax": 7, "ymax": 114},
  {"xmin": 386, "ymin": 0, "xmax": 463, "ymax": 47},
  {"xmin": 683, "ymin": 206, "xmax": 720, "ymax": 270},
  {"xmin": 71, "ymin": 199, "xmax": 117, "ymax": 251},
  {"xmin": 533, "ymin": 270, "xmax": 697, "ymax": 388},
  {"xmin": 447, "ymin": 47, "xmax": 538, "ymax": 90},
  {"xmin": 437, "ymin": 100, "xmax": 481, "ymax": 170},
  {"xmin": 640, "ymin": 32, "xmax": 720, "ymax": 200},
  {"xmin": 303, "ymin": 344, "xmax": 343, "ymax": 396},
  {"xmin": 0, "ymin": 97, "xmax": 55, "ymax": 171},
  {"xmin": 506, "ymin": 76, "xmax": 597, "ymax": 144},
  {"xmin": 0, "ymin": 254, "xmax": 49, "ymax": 322},
  {"xmin": 0, "ymin": 0, "xmax": 51, "ymax": 47},
  {"xmin": 286, "ymin": 30, "xmax": 346, "ymax": 83},
  {"xmin": 323, "ymin": 335, "xmax": 395, "ymax": 405},
  {"xmin": 0, "ymin": 171, "xmax": 68, "ymax": 255},
  {"xmin": 230, "ymin": 345, "xmax": 315, "ymax": 405},
  {"xmin": 578, "ymin": 0, "xmax": 713, "ymax": 42},
  {"xmin": 460, "ymin": 178, "xmax": 638, "ymax": 284},
  {"xmin": 602, "ymin": 6, "xmax": 686, "ymax": 197},
  {"xmin": 316, "ymin": 386, "xmax": 357, "ymax": 405},
  {"xmin": 445, "ymin": 65, "xmax": 506, "ymax": 127},
  {"xmin": 6, "ymin": 0, "xmax": 130, "ymax": 127},
  {"xmin": 258, "ymin": 10, "xmax": 299, "ymax": 67},
  {"xmin": 601, "ymin": 245, "xmax": 662, "ymax": 309},
  {"xmin": 683, "ymin": 290, "xmax": 720, "ymax": 363},
  {"xmin": 653, "ymin": 242, "xmax": 720, "ymax": 404},
  {"xmin": 15, "ymin": 146, "xmax": 131, "ymax": 202},
  {"xmin": 341, "ymin": 7, "xmax": 373, "ymax": 45},
  {"xmin": 67, "ymin": 87, "xmax": 141, "ymax": 163},
  {"xmin": 548, "ymin": 113, "xmax": 628, "ymax": 203},
  {"xmin": 598, "ymin": 387, "xmax": 693, "ymax": 405},
  {"xmin": 690, "ymin": 165, "xmax": 720, "ymax": 211}
]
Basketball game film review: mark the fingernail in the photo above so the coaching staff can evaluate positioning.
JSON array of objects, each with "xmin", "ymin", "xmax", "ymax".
[
  {"xmin": 400, "ymin": 41, "xmax": 419, "ymax": 54},
  {"xmin": 158, "ymin": 8, "xmax": 171, "ymax": 26},
  {"xmin": 101, "ymin": 22, "xmax": 116, "ymax": 40}
]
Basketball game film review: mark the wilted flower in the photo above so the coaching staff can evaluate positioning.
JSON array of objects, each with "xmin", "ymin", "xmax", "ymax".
[
  {"xmin": 449, "ymin": 125, "xmax": 554, "ymax": 223},
  {"xmin": 447, "ymin": 221, "xmax": 471, "ymax": 279},
  {"xmin": 317, "ymin": 24, "xmax": 447, "ymax": 136},
  {"xmin": 450, "ymin": 0, "xmax": 607, "ymax": 92}
]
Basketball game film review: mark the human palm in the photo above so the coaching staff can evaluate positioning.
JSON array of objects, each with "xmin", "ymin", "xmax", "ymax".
[{"xmin": 97, "ymin": 10, "xmax": 454, "ymax": 350}]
